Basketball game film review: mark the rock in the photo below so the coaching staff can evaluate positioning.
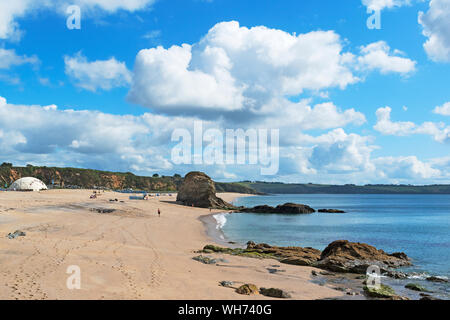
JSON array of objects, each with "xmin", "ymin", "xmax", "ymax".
[
  {"xmin": 383, "ymin": 270, "xmax": 408, "ymax": 279},
  {"xmin": 176, "ymin": 172, "xmax": 235, "ymax": 209},
  {"xmin": 426, "ymin": 276, "xmax": 448, "ymax": 283},
  {"xmin": 236, "ymin": 284, "xmax": 259, "ymax": 295},
  {"xmin": 240, "ymin": 203, "xmax": 315, "ymax": 214},
  {"xmin": 219, "ymin": 281, "xmax": 234, "ymax": 288},
  {"xmin": 311, "ymin": 270, "xmax": 318, "ymax": 276},
  {"xmin": 259, "ymin": 288, "xmax": 291, "ymax": 298},
  {"xmin": 246, "ymin": 242, "xmax": 321, "ymax": 266},
  {"xmin": 363, "ymin": 284, "xmax": 397, "ymax": 298},
  {"xmin": 405, "ymin": 283, "xmax": 432, "ymax": 292},
  {"xmin": 420, "ymin": 295, "xmax": 441, "ymax": 300},
  {"xmin": 315, "ymin": 240, "xmax": 411, "ymax": 273},
  {"xmin": 318, "ymin": 209, "xmax": 346, "ymax": 213},
  {"xmin": 7, "ymin": 230, "xmax": 26, "ymax": 239},
  {"xmin": 192, "ymin": 255, "xmax": 217, "ymax": 265}
]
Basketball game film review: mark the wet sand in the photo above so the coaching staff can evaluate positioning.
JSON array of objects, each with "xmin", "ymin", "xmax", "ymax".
[{"xmin": 0, "ymin": 190, "xmax": 344, "ymax": 300}]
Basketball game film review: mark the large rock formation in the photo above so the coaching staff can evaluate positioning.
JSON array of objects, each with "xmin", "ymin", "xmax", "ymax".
[
  {"xmin": 315, "ymin": 240, "xmax": 411, "ymax": 273},
  {"xmin": 176, "ymin": 172, "xmax": 235, "ymax": 209},
  {"xmin": 239, "ymin": 203, "xmax": 315, "ymax": 214}
]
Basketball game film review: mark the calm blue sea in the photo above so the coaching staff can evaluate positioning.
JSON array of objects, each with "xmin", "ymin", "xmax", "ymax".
[{"xmin": 219, "ymin": 194, "xmax": 450, "ymax": 281}]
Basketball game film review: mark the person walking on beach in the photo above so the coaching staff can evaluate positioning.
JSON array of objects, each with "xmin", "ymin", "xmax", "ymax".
[{"xmin": 158, "ymin": 208, "xmax": 161, "ymax": 217}]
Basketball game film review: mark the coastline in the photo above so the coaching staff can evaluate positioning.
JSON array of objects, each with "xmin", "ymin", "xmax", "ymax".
[
  {"xmin": 0, "ymin": 190, "xmax": 344, "ymax": 300},
  {"xmin": 198, "ymin": 193, "xmax": 254, "ymax": 248}
]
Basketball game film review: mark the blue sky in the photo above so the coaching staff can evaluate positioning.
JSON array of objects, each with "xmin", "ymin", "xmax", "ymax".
[{"xmin": 0, "ymin": 0, "xmax": 449, "ymax": 184}]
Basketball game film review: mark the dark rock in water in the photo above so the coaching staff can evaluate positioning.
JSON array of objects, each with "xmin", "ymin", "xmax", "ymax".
[
  {"xmin": 260, "ymin": 287, "xmax": 291, "ymax": 298},
  {"xmin": 389, "ymin": 252, "xmax": 409, "ymax": 260},
  {"xmin": 7, "ymin": 230, "xmax": 26, "ymax": 239},
  {"xmin": 426, "ymin": 276, "xmax": 448, "ymax": 283},
  {"xmin": 405, "ymin": 283, "xmax": 432, "ymax": 292},
  {"xmin": 236, "ymin": 284, "xmax": 259, "ymax": 295},
  {"xmin": 219, "ymin": 281, "xmax": 234, "ymax": 287},
  {"xmin": 240, "ymin": 203, "xmax": 315, "ymax": 214},
  {"xmin": 192, "ymin": 255, "xmax": 217, "ymax": 265},
  {"xmin": 318, "ymin": 209, "xmax": 346, "ymax": 213},
  {"xmin": 176, "ymin": 172, "xmax": 235, "ymax": 209},
  {"xmin": 315, "ymin": 240, "xmax": 411, "ymax": 274},
  {"xmin": 383, "ymin": 270, "xmax": 409, "ymax": 279},
  {"xmin": 420, "ymin": 295, "xmax": 441, "ymax": 300}
]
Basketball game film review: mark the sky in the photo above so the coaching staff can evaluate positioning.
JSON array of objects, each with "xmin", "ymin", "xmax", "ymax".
[{"xmin": 0, "ymin": 0, "xmax": 449, "ymax": 184}]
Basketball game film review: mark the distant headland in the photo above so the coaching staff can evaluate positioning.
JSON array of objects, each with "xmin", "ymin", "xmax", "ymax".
[{"xmin": 1, "ymin": 163, "xmax": 450, "ymax": 194}]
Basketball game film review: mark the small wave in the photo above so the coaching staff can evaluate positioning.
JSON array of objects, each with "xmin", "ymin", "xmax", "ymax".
[{"xmin": 213, "ymin": 213, "xmax": 229, "ymax": 230}]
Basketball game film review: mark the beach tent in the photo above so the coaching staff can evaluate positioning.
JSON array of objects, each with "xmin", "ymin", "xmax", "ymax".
[{"xmin": 8, "ymin": 177, "xmax": 48, "ymax": 191}]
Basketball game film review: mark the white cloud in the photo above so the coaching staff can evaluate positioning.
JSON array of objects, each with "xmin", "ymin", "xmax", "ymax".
[
  {"xmin": 362, "ymin": 0, "xmax": 415, "ymax": 11},
  {"xmin": 0, "ymin": 0, "xmax": 156, "ymax": 40},
  {"xmin": 374, "ymin": 156, "xmax": 441, "ymax": 179},
  {"xmin": 0, "ymin": 48, "xmax": 39, "ymax": 69},
  {"xmin": 433, "ymin": 102, "xmax": 450, "ymax": 115},
  {"xmin": 374, "ymin": 106, "xmax": 450, "ymax": 142},
  {"xmin": 64, "ymin": 53, "xmax": 132, "ymax": 91},
  {"xmin": 128, "ymin": 21, "xmax": 361, "ymax": 116},
  {"xmin": 419, "ymin": 0, "xmax": 450, "ymax": 62},
  {"xmin": 129, "ymin": 22, "xmax": 416, "ymax": 120},
  {"xmin": 357, "ymin": 41, "xmax": 416, "ymax": 74}
]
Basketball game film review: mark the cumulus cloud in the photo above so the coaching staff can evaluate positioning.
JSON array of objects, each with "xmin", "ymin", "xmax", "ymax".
[
  {"xmin": 374, "ymin": 106, "xmax": 450, "ymax": 143},
  {"xmin": 433, "ymin": 102, "xmax": 450, "ymax": 115},
  {"xmin": 129, "ymin": 21, "xmax": 412, "ymax": 121},
  {"xmin": 0, "ymin": 0, "xmax": 156, "ymax": 40},
  {"xmin": 362, "ymin": 0, "xmax": 413, "ymax": 11},
  {"xmin": 128, "ymin": 21, "xmax": 361, "ymax": 115},
  {"xmin": 419, "ymin": 0, "xmax": 450, "ymax": 62},
  {"xmin": 374, "ymin": 156, "xmax": 441, "ymax": 179},
  {"xmin": 357, "ymin": 41, "xmax": 416, "ymax": 74},
  {"xmin": 64, "ymin": 53, "xmax": 132, "ymax": 91},
  {"xmin": 0, "ymin": 48, "xmax": 39, "ymax": 69},
  {"xmin": 0, "ymin": 95, "xmax": 192, "ymax": 173}
]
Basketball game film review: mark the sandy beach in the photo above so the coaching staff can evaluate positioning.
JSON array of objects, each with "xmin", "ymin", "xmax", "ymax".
[{"xmin": 0, "ymin": 190, "xmax": 343, "ymax": 300}]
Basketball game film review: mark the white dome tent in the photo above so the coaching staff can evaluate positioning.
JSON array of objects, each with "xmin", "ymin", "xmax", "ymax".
[{"xmin": 8, "ymin": 177, "xmax": 48, "ymax": 191}]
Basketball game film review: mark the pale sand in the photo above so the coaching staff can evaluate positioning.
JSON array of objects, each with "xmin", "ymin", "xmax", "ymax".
[{"xmin": 0, "ymin": 190, "xmax": 343, "ymax": 300}]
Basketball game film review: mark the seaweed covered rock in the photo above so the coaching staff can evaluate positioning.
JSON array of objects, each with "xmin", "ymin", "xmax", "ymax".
[
  {"xmin": 240, "ymin": 203, "xmax": 315, "ymax": 214},
  {"xmin": 236, "ymin": 284, "xmax": 259, "ymax": 295},
  {"xmin": 176, "ymin": 172, "xmax": 235, "ymax": 209},
  {"xmin": 315, "ymin": 240, "xmax": 411, "ymax": 273},
  {"xmin": 363, "ymin": 284, "xmax": 397, "ymax": 298},
  {"xmin": 405, "ymin": 283, "xmax": 431, "ymax": 292}
]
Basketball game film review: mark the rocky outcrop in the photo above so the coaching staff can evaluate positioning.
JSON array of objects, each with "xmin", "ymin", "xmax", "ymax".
[
  {"xmin": 239, "ymin": 203, "xmax": 315, "ymax": 214},
  {"xmin": 202, "ymin": 240, "xmax": 411, "ymax": 276},
  {"xmin": 318, "ymin": 209, "xmax": 346, "ymax": 213},
  {"xmin": 315, "ymin": 240, "xmax": 411, "ymax": 273},
  {"xmin": 176, "ymin": 172, "xmax": 235, "ymax": 209}
]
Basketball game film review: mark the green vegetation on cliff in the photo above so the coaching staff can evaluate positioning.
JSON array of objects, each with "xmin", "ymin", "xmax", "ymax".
[{"xmin": 239, "ymin": 181, "xmax": 450, "ymax": 194}]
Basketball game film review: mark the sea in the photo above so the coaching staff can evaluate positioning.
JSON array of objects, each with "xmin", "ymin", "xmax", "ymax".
[{"xmin": 213, "ymin": 194, "xmax": 450, "ymax": 299}]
